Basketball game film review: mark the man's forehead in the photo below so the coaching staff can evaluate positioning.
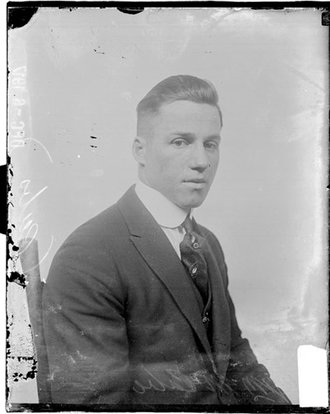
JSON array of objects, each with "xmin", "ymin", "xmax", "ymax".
[
  {"xmin": 158, "ymin": 100, "xmax": 219, "ymax": 115},
  {"xmin": 137, "ymin": 100, "xmax": 222, "ymax": 139},
  {"xmin": 155, "ymin": 100, "xmax": 222, "ymax": 127}
]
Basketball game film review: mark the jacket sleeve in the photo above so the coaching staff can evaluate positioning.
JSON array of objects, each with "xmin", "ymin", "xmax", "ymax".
[
  {"xmin": 223, "ymin": 290, "xmax": 291, "ymax": 404},
  {"xmin": 42, "ymin": 232, "xmax": 130, "ymax": 404},
  {"xmin": 208, "ymin": 232, "xmax": 291, "ymax": 405}
]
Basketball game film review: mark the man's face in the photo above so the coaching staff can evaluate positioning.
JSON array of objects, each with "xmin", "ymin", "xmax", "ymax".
[{"xmin": 136, "ymin": 100, "xmax": 221, "ymax": 210}]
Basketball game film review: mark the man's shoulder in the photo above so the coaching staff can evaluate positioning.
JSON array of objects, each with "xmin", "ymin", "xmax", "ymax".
[
  {"xmin": 47, "ymin": 187, "xmax": 140, "ymax": 281},
  {"xmin": 55, "ymin": 186, "xmax": 138, "ymax": 255},
  {"xmin": 65, "ymin": 200, "xmax": 124, "ymax": 247},
  {"xmin": 197, "ymin": 222, "xmax": 226, "ymax": 261},
  {"xmin": 197, "ymin": 222, "xmax": 218, "ymax": 244}
]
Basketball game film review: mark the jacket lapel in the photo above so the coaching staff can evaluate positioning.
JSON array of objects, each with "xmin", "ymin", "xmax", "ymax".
[{"xmin": 117, "ymin": 187, "xmax": 212, "ymax": 358}]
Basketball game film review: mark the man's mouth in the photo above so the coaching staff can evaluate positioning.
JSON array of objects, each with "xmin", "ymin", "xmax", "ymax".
[
  {"xmin": 183, "ymin": 179, "xmax": 207, "ymax": 189},
  {"xmin": 184, "ymin": 178, "xmax": 207, "ymax": 184}
]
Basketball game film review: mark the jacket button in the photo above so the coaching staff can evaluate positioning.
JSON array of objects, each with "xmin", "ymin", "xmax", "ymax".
[
  {"xmin": 191, "ymin": 266, "xmax": 198, "ymax": 275},
  {"xmin": 193, "ymin": 242, "xmax": 199, "ymax": 249},
  {"xmin": 202, "ymin": 316, "xmax": 209, "ymax": 323}
]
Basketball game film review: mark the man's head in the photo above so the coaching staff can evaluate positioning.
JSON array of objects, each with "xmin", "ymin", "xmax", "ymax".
[{"xmin": 133, "ymin": 75, "xmax": 222, "ymax": 211}]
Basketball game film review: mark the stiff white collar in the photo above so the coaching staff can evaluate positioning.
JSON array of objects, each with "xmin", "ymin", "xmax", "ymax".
[{"xmin": 135, "ymin": 180, "xmax": 191, "ymax": 229}]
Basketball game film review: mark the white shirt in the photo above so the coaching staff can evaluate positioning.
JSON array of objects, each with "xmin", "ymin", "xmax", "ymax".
[{"xmin": 135, "ymin": 180, "xmax": 191, "ymax": 258}]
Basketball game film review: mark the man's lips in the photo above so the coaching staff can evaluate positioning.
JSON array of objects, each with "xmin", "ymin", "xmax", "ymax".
[
  {"xmin": 184, "ymin": 178, "xmax": 207, "ymax": 184},
  {"xmin": 183, "ymin": 179, "xmax": 208, "ymax": 189}
]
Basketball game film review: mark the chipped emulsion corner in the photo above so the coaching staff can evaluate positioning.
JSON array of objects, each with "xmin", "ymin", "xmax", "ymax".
[
  {"xmin": 6, "ymin": 45, "xmax": 53, "ymax": 397},
  {"xmin": 7, "ymin": 63, "xmax": 36, "ymax": 396}
]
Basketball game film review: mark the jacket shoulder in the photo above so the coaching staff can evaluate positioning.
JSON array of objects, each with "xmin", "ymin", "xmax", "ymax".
[
  {"xmin": 61, "ymin": 200, "xmax": 128, "ymax": 253},
  {"xmin": 198, "ymin": 224, "xmax": 225, "ymax": 256},
  {"xmin": 47, "ymin": 197, "xmax": 129, "ymax": 279},
  {"xmin": 62, "ymin": 185, "xmax": 137, "ymax": 250}
]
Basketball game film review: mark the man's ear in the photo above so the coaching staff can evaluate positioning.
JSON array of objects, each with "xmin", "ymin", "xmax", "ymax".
[{"xmin": 132, "ymin": 136, "xmax": 147, "ymax": 166}]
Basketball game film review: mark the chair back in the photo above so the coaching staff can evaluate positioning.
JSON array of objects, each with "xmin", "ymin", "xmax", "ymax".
[{"xmin": 19, "ymin": 238, "xmax": 51, "ymax": 404}]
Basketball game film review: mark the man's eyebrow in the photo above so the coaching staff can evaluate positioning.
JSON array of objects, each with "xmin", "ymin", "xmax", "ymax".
[
  {"xmin": 169, "ymin": 132, "xmax": 195, "ymax": 139},
  {"xmin": 206, "ymin": 134, "xmax": 221, "ymax": 141},
  {"xmin": 169, "ymin": 132, "xmax": 221, "ymax": 141}
]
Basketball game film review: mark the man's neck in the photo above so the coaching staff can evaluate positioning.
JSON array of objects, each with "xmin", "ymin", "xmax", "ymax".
[{"xmin": 135, "ymin": 179, "xmax": 190, "ymax": 229}]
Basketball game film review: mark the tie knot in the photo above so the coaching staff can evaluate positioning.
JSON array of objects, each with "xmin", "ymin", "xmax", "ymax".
[{"xmin": 182, "ymin": 216, "xmax": 194, "ymax": 234}]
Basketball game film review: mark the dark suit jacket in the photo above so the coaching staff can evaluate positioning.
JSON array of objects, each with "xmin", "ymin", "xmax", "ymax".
[{"xmin": 42, "ymin": 186, "xmax": 290, "ymax": 406}]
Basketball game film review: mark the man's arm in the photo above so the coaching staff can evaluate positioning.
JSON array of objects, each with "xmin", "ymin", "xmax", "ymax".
[
  {"xmin": 208, "ymin": 231, "xmax": 291, "ymax": 405},
  {"xmin": 42, "ymin": 233, "xmax": 130, "ymax": 404},
  {"xmin": 223, "ymin": 290, "xmax": 291, "ymax": 404}
]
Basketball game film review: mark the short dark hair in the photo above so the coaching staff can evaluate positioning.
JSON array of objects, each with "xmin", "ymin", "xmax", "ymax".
[{"xmin": 137, "ymin": 74, "xmax": 223, "ymax": 130}]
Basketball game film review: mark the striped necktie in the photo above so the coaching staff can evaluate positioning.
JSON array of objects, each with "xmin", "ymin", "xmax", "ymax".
[{"xmin": 179, "ymin": 216, "xmax": 209, "ymax": 304}]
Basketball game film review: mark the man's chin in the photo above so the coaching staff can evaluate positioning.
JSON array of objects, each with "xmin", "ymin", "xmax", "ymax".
[{"xmin": 175, "ymin": 196, "xmax": 206, "ymax": 210}]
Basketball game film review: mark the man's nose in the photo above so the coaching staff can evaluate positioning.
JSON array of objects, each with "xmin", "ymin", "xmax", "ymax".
[{"xmin": 191, "ymin": 144, "xmax": 209, "ymax": 171}]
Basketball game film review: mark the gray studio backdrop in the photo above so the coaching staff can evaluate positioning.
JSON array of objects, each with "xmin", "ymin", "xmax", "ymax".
[{"xmin": 8, "ymin": 7, "xmax": 328, "ymax": 404}]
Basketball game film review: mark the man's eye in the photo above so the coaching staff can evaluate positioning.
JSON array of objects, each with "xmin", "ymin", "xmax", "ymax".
[
  {"xmin": 172, "ymin": 139, "xmax": 188, "ymax": 147},
  {"xmin": 205, "ymin": 141, "xmax": 218, "ymax": 150}
]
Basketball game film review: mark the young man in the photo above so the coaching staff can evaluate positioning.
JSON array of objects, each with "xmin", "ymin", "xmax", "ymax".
[{"xmin": 42, "ymin": 75, "xmax": 290, "ymax": 406}]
